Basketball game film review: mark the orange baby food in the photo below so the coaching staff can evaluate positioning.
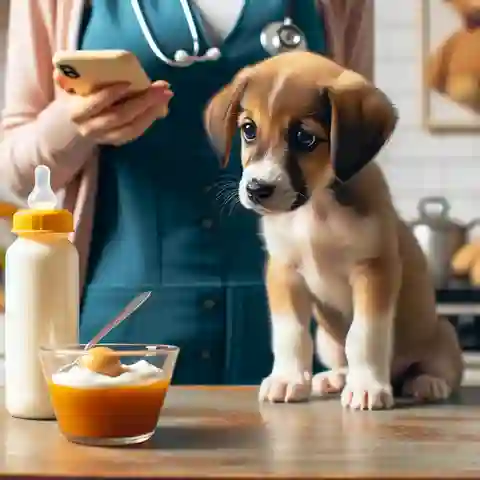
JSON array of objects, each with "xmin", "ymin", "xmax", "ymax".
[
  {"xmin": 79, "ymin": 346, "xmax": 123, "ymax": 377},
  {"xmin": 48, "ymin": 379, "xmax": 170, "ymax": 439}
]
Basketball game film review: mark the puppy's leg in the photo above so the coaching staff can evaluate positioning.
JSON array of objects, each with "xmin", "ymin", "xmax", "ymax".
[
  {"xmin": 402, "ymin": 318, "xmax": 464, "ymax": 401},
  {"xmin": 259, "ymin": 257, "xmax": 313, "ymax": 403},
  {"xmin": 312, "ymin": 330, "xmax": 347, "ymax": 396},
  {"xmin": 312, "ymin": 310, "xmax": 347, "ymax": 396},
  {"xmin": 342, "ymin": 258, "xmax": 400, "ymax": 410}
]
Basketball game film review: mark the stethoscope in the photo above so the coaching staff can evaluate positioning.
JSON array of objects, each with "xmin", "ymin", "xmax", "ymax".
[{"xmin": 130, "ymin": 0, "xmax": 307, "ymax": 68}]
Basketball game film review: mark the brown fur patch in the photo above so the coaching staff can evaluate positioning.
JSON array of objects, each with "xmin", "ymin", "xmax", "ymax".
[
  {"xmin": 266, "ymin": 257, "xmax": 311, "ymax": 319},
  {"xmin": 204, "ymin": 68, "xmax": 252, "ymax": 167},
  {"xmin": 350, "ymin": 257, "xmax": 401, "ymax": 321}
]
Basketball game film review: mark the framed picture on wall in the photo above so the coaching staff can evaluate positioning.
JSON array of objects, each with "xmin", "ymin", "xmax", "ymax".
[{"xmin": 421, "ymin": 0, "xmax": 480, "ymax": 132}]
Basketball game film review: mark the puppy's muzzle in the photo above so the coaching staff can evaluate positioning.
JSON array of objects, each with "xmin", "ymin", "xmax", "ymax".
[{"xmin": 245, "ymin": 179, "xmax": 276, "ymax": 205}]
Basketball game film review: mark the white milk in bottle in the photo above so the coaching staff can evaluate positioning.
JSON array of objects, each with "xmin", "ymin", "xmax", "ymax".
[{"xmin": 5, "ymin": 165, "xmax": 79, "ymax": 419}]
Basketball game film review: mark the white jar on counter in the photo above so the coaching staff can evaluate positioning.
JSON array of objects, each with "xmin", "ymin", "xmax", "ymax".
[{"xmin": 4, "ymin": 166, "xmax": 79, "ymax": 419}]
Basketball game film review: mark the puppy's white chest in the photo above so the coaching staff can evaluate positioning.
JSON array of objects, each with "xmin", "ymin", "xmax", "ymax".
[
  {"xmin": 261, "ymin": 208, "xmax": 352, "ymax": 314},
  {"xmin": 261, "ymin": 209, "xmax": 311, "ymax": 262},
  {"xmin": 299, "ymin": 251, "xmax": 352, "ymax": 315}
]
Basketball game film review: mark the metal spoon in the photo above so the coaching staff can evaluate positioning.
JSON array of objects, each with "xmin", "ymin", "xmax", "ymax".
[{"xmin": 60, "ymin": 291, "xmax": 152, "ymax": 372}]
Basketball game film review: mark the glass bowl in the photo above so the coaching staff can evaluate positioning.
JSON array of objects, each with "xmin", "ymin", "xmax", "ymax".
[{"xmin": 39, "ymin": 343, "xmax": 179, "ymax": 446}]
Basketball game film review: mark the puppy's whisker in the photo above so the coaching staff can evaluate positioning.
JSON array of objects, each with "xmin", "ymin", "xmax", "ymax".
[
  {"xmin": 219, "ymin": 189, "xmax": 240, "ymax": 217},
  {"xmin": 212, "ymin": 180, "xmax": 237, "ymax": 191},
  {"xmin": 224, "ymin": 189, "xmax": 238, "ymax": 206},
  {"xmin": 334, "ymin": 174, "xmax": 345, "ymax": 185},
  {"xmin": 215, "ymin": 184, "xmax": 238, "ymax": 202},
  {"xmin": 297, "ymin": 192, "xmax": 308, "ymax": 200},
  {"xmin": 216, "ymin": 185, "xmax": 236, "ymax": 204},
  {"xmin": 227, "ymin": 197, "xmax": 240, "ymax": 216},
  {"xmin": 214, "ymin": 180, "xmax": 238, "ymax": 199},
  {"xmin": 213, "ymin": 175, "xmax": 238, "ymax": 184},
  {"xmin": 210, "ymin": 177, "xmax": 239, "ymax": 193},
  {"xmin": 215, "ymin": 186, "xmax": 232, "ymax": 200},
  {"xmin": 227, "ymin": 195, "xmax": 240, "ymax": 216}
]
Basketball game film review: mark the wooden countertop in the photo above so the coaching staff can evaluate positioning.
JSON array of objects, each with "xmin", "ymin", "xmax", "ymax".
[{"xmin": 1, "ymin": 380, "xmax": 480, "ymax": 480}]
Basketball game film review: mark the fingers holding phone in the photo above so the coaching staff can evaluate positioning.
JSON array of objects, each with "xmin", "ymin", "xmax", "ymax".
[
  {"xmin": 71, "ymin": 81, "xmax": 173, "ymax": 145},
  {"xmin": 53, "ymin": 50, "xmax": 174, "ymax": 146}
]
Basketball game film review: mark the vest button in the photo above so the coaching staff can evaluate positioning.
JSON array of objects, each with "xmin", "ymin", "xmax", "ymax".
[
  {"xmin": 203, "ymin": 299, "xmax": 216, "ymax": 309},
  {"xmin": 201, "ymin": 218, "xmax": 214, "ymax": 229}
]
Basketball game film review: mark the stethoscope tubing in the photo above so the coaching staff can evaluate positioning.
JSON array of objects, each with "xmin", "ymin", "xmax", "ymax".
[{"xmin": 130, "ymin": 0, "xmax": 307, "ymax": 67}]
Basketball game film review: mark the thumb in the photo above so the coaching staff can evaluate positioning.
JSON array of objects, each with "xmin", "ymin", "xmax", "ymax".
[
  {"xmin": 152, "ymin": 80, "xmax": 171, "ymax": 90},
  {"xmin": 150, "ymin": 81, "xmax": 173, "ymax": 118},
  {"xmin": 151, "ymin": 80, "xmax": 174, "ymax": 98}
]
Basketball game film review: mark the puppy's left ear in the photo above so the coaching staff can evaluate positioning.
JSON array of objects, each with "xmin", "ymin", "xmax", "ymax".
[
  {"xmin": 204, "ymin": 68, "xmax": 251, "ymax": 168},
  {"xmin": 325, "ymin": 70, "xmax": 398, "ymax": 183}
]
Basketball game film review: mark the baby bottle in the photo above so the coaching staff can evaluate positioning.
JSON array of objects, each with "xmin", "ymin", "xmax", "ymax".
[{"xmin": 4, "ymin": 165, "xmax": 79, "ymax": 419}]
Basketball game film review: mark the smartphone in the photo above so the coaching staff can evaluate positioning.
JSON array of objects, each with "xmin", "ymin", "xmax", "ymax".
[{"xmin": 52, "ymin": 50, "xmax": 151, "ymax": 96}]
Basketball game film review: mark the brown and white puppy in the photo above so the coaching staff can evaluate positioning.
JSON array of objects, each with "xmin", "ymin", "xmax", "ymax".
[{"xmin": 205, "ymin": 51, "xmax": 464, "ymax": 410}]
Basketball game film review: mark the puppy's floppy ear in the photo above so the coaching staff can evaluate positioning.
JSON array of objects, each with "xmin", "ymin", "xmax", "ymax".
[
  {"xmin": 324, "ymin": 70, "xmax": 398, "ymax": 184},
  {"xmin": 204, "ymin": 68, "xmax": 251, "ymax": 168}
]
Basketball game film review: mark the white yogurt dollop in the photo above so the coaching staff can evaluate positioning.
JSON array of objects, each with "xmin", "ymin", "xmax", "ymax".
[{"xmin": 52, "ymin": 360, "xmax": 164, "ymax": 388}]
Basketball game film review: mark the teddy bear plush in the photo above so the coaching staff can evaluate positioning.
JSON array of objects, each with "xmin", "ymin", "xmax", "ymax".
[
  {"xmin": 426, "ymin": 0, "xmax": 480, "ymax": 113},
  {"xmin": 452, "ymin": 241, "xmax": 480, "ymax": 286}
]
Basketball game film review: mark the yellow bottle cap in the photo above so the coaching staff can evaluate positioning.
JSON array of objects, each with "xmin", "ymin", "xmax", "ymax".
[
  {"xmin": 12, "ymin": 165, "xmax": 74, "ymax": 234},
  {"xmin": 12, "ymin": 209, "xmax": 73, "ymax": 234}
]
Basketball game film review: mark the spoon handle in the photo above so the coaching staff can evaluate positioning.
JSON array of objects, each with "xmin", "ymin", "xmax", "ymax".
[{"xmin": 85, "ymin": 291, "xmax": 152, "ymax": 350}]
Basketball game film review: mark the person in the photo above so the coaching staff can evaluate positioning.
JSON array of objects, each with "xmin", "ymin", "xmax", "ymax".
[{"xmin": 1, "ymin": 0, "xmax": 374, "ymax": 385}]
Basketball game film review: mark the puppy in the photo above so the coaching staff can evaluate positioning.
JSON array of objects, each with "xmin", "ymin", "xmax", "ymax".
[{"xmin": 205, "ymin": 51, "xmax": 464, "ymax": 410}]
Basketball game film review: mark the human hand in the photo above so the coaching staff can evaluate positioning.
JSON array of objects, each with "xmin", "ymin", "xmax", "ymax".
[{"xmin": 55, "ymin": 72, "xmax": 173, "ymax": 146}]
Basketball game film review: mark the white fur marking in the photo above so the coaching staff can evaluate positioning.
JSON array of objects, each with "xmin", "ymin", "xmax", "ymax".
[
  {"xmin": 342, "ymin": 312, "xmax": 394, "ymax": 410},
  {"xmin": 261, "ymin": 211, "xmax": 299, "ymax": 259},
  {"xmin": 259, "ymin": 314, "xmax": 313, "ymax": 403},
  {"xmin": 270, "ymin": 315, "xmax": 313, "ymax": 375},
  {"xmin": 239, "ymin": 153, "xmax": 296, "ymax": 212},
  {"xmin": 299, "ymin": 246, "xmax": 352, "ymax": 314},
  {"xmin": 268, "ymin": 72, "xmax": 290, "ymax": 115}
]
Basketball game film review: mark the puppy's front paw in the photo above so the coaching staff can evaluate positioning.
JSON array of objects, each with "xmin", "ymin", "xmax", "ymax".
[
  {"xmin": 341, "ymin": 370, "xmax": 394, "ymax": 410},
  {"xmin": 259, "ymin": 371, "xmax": 312, "ymax": 403},
  {"xmin": 402, "ymin": 374, "xmax": 451, "ymax": 402},
  {"xmin": 312, "ymin": 369, "xmax": 347, "ymax": 396}
]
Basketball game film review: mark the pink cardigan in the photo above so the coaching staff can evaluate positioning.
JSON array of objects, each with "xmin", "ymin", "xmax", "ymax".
[{"xmin": 0, "ymin": 0, "xmax": 374, "ymax": 290}]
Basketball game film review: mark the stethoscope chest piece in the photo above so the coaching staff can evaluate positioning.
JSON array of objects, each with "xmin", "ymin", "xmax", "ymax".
[{"xmin": 260, "ymin": 18, "xmax": 308, "ymax": 57}]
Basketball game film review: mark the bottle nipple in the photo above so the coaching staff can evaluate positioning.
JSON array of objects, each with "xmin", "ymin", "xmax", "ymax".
[{"xmin": 27, "ymin": 165, "xmax": 58, "ymax": 210}]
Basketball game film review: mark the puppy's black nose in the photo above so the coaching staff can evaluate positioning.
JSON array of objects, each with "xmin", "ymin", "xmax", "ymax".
[{"xmin": 246, "ymin": 179, "xmax": 276, "ymax": 203}]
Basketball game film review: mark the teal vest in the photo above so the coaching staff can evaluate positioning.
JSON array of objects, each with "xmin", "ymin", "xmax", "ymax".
[{"xmin": 80, "ymin": 0, "xmax": 328, "ymax": 384}]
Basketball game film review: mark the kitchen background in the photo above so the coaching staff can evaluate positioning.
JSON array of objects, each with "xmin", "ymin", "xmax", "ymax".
[{"xmin": 0, "ymin": 1, "xmax": 479, "ymax": 383}]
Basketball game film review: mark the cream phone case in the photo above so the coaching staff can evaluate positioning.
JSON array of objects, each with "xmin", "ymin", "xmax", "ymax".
[{"xmin": 53, "ymin": 50, "xmax": 152, "ymax": 96}]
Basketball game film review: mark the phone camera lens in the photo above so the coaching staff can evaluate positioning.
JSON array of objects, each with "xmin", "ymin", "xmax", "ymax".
[{"xmin": 58, "ymin": 64, "xmax": 80, "ymax": 79}]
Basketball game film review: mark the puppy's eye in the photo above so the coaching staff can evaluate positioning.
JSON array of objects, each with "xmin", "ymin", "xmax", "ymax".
[
  {"xmin": 289, "ymin": 126, "xmax": 320, "ymax": 152},
  {"xmin": 241, "ymin": 120, "xmax": 257, "ymax": 143}
]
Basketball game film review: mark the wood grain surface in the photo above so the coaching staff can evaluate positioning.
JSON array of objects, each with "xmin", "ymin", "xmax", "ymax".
[{"xmin": 0, "ymin": 385, "xmax": 480, "ymax": 479}]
